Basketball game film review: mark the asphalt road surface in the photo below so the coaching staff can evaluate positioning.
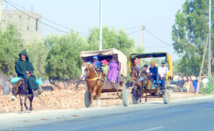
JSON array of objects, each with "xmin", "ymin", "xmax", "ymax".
[{"xmin": 1, "ymin": 96, "xmax": 214, "ymax": 131}]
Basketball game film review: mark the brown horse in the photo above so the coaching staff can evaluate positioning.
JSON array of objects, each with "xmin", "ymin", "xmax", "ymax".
[
  {"xmin": 131, "ymin": 66, "xmax": 165, "ymax": 103},
  {"xmin": 130, "ymin": 67, "xmax": 155, "ymax": 103},
  {"xmin": 9, "ymin": 79, "xmax": 34, "ymax": 112},
  {"xmin": 83, "ymin": 63, "xmax": 105, "ymax": 106}
]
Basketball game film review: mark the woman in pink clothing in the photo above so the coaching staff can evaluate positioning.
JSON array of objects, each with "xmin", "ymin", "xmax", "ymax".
[{"xmin": 107, "ymin": 54, "xmax": 121, "ymax": 83}]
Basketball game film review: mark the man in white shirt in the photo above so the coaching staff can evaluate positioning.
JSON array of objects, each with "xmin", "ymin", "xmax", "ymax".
[
  {"xmin": 158, "ymin": 60, "xmax": 168, "ymax": 90},
  {"xmin": 202, "ymin": 76, "xmax": 208, "ymax": 89}
]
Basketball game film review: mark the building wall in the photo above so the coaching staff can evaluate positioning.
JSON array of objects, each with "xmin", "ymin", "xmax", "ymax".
[{"xmin": 1, "ymin": 10, "xmax": 42, "ymax": 43}]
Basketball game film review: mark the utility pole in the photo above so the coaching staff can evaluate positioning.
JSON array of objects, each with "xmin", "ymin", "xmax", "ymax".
[
  {"xmin": 141, "ymin": 25, "xmax": 143, "ymax": 47},
  {"xmin": 208, "ymin": 0, "xmax": 212, "ymax": 75},
  {"xmin": 0, "ymin": 0, "xmax": 2, "ymax": 25},
  {"xmin": 196, "ymin": 35, "xmax": 209, "ymax": 94},
  {"xmin": 99, "ymin": 0, "xmax": 102, "ymax": 51}
]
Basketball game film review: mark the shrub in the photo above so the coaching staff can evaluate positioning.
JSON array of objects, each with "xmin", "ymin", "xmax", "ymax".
[{"xmin": 202, "ymin": 75, "xmax": 214, "ymax": 94}]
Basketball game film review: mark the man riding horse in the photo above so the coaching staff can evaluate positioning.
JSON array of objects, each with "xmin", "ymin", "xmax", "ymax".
[{"xmin": 15, "ymin": 49, "xmax": 39, "ymax": 94}]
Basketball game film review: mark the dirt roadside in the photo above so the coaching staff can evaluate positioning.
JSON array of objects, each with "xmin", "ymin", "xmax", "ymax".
[{"xmin": 0, "ymin": 84, "xmax": 210, "ymax": 113}]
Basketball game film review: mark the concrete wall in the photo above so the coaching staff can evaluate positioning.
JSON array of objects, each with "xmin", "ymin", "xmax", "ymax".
[{"xmin": 1, "ymin": 10, "xmax": 42, "ymax": 43}]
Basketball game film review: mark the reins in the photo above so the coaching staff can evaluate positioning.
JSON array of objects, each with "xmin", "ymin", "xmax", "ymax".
[{"xmin": 85, "ymin": 63, "xmax": 103, "ymax": 82}]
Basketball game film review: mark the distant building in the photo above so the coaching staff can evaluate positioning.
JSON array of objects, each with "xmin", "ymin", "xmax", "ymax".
[{"xmin": 1, "ymin": 9, "xmax": 42, "ymax": 43}]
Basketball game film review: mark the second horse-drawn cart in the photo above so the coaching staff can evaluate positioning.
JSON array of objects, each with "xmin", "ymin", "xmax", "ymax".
[{"xmin": 129, "ymin": 52, "xmax": 173, "ymax": 104}]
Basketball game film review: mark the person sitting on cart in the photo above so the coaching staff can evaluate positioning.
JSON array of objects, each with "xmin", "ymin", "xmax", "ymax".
[
  {"xmin": 107, "ymin": 54, "xmax": 121, "ymax": 83},
  {"xmin": 143, "ymin": 64, "xmax": 149, "ymax": 73},
  {"xmin": 101, "ymin": 60, "xmax": 109, "ymax": 78},
  {"xmin": 134, "ymin": 59, "xmax": 143, "ymax": 70},
  {"xmin": 149, "ymin": 61, "xmax": 159, "ymax": 83},
  {"xmin": 90, "ymin": 56, "xmax": 102, "ymax": 69},
  {"xmin": 158, "ymin": 60, "xmax": 168, "ymax": 90}
]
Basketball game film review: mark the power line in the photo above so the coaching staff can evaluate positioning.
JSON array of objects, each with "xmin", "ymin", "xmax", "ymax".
[
  {"xmin": 4, "ymin": 0, "xmax": 88, "ymax": 36},
  {"xmin": 4, "ymin": 0, "xmax": 69, "ymax": 33},
  {"xmin": 144, "ymin": 27, "xmax": 173, "ymax": 47},
  {"xmin": 127, "ymin": 29, "xmax": 141, "ymax": 35}
]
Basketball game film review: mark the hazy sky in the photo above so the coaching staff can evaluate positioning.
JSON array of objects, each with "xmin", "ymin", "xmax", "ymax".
[{"xmin": 3, "ymin": 0, "xmax": 186, "ymax": 60}]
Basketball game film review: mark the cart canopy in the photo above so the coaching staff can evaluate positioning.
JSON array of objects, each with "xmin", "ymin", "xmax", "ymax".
[
  {"xmin": 80, "ymin": 48, "xmax": 127, "ymax": 77},
  {"xmin": 129, "ymin": 52, "xmax": 173, "ymax": 79}
]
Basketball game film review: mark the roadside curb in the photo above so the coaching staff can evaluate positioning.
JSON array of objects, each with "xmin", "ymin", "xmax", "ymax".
[{"xmin": 171, "ymin": 95, "xmax": 214, "ymax": 102}]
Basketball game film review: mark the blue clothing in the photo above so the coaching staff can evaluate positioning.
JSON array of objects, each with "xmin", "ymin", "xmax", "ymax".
[
  {"xmin": 92, "ymin": 56, "xmax": 98, "ymax": 60},
  {"xmin": 149, "ymin": 66, "xmax": 158, "ymax": 81},
  {"xmin": 90, "ymin": 60, "xmax": 102, "ymax": 68},
  {"xmin": 193, "ymin": 80, "xmax": 198, "ymax": 92},
  {"xmin": 149, "ymin": 66, "xmax": 158, "ymax": 77}
]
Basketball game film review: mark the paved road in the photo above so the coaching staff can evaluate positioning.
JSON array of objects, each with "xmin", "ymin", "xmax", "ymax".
[{"xmin": 1, "ymin": 97, "xmax": 214, "ymax": 131}]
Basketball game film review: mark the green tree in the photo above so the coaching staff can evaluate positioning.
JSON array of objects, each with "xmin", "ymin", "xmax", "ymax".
[
  {"xmin": 87, "ymin": 26, "xmax": 135, "ymax": 56},
  {"xmin": 45, "ymin": 32, "xmax": 88, "ymax": 84},
  {"xmin": 24, "ymin": 41, "xmax": 48, "ymax": 79},
  {"xmin": 0, "ymin": 24, "xmax": 23, "ymax": 77},
  {"xmin": 172, "ymin": 0, "xmax": 214, "ymax": 76}
]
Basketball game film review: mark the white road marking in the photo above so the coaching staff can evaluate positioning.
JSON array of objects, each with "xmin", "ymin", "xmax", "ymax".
[{"xmin": 142, "ymin": 126, "xmax": 164, "ymax": 131}]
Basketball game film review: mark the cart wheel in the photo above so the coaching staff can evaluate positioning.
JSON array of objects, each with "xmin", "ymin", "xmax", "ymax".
[
  {"xmin": 163, "ymin": 90, "xmax": 170, "ymax": 104},
  {"xmin": 132, "ymin": 94, "xmax": 139, "ymax": 104},
  {"xmin": 123, "ymin": 89, "xmax": 130, "ymax": 107},
  {"xmin": 84, "ymin": 90, "xmax": 90, "ymax": 107}
]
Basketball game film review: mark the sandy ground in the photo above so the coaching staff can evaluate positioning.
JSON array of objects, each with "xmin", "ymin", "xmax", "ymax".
[{"xmin": 0, "ymin": 83, "xmax": 206, "ymax": 113}]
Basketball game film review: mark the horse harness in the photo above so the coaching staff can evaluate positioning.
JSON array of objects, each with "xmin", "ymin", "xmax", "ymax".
[
  {"xmin": 85, "ymin": 63, "xmax": 104, "ymax": 84},
  {"xmin": 131, "ymin": 67, "xmax": 145, "ymax": 82}
]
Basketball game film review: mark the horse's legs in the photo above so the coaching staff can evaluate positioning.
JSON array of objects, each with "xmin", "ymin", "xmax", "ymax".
[
  {"xmin": 145, "ymin": 88, "xmax": 148, "ymax": 103},
  {"xmin": 19, "ymin": 95, "xmax": 23, "ymax": 112},
  {"xmin": 24, "ymin": 95, "xmax": 28, "ymax": 110},
  {"xmin": 96, "ymin": 86, "xmax": 102, "ymax": 100},
  {"xmin": 29, "ymin": 95, "xmax": 34, "ymax": 111},
  {"xmin": 91, "ymin": 85, "xmax": 98, "ymax": 106},
  {"xmin": 139, "ymin": 87, "xmax": 143, "ymax": 103},
  {"xmin": 93, "ymin": 85, "xmax": 98, "ymax": 96},
  {"xmin": 96, "ymin": 86, "xmax": 102, "ymax": 107}
]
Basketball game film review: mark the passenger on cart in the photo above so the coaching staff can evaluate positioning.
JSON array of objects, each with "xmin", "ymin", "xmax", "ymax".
[
  {"xmin": 90, "ymin": 56, "xmax": 102, "ymax": 69},
  {"xmin": 149, "ymin": 61, "xmax": 159, "ymax": 83},
  {"xmin": 158, "ymin": 60, "xmax": 168, "ymax": 90},
  {"xmin": 143, "ymin": 64, "xmax": 149, "ymax": 73},
  {"xmin": 101, "ymin": 60, "xmax": 109, "ymax": 80},
  {"xmin": 107, "ymin": 54, "xmax": 121, "ymax": 83},
  {"xmin": 134, "ymin": 59, "xmax": 143, "ymax": 70}
]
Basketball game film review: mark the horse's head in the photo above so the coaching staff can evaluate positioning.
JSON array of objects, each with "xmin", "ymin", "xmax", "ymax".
[
  {"xmin": 9, "ymin": 80, "xmax": 23, "ymax": 101},
  {"xmin": 130, "ymin": 67, "xmax": 140, "ymax": 82},
  {"xmin": 83, "ymin": 62, "xmax": 95, "ymax": 77}
]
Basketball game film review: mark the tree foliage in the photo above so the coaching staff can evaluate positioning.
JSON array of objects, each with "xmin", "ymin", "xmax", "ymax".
[
  {"xmin": 0, "ymin": 24, "xmax": 23, "ymax": 76},
  {"xmin": 24, "ymin": 41, "xmax": 48, "ymax": 79},
  {"xmin": 172, "ymin": 0, "xmax": 214, "ymax": 76},
  {"xmin": 45, "ymin": 32, "xmax": 88, "ymax": 80},
  {"xmin": 87, "ymin": 26, "xmax": 135, "ymax": 56},
  {"xmin": 1, "ymin": 25, "xmax": 138, "ymax": 82}
]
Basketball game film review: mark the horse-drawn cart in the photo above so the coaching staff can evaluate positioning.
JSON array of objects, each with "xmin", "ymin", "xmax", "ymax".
[
  {"xmin": 80, "ymin": 48, "xmax": 129, "ymax": 107},
  {"xmin": 129, "ymin": 52, "xmax": 173, "ymax": 104}
]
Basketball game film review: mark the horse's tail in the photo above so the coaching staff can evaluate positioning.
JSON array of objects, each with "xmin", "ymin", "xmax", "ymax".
[{"xmin": 75, "ymin": 80, "xmax": 82, "ymax": 90}]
